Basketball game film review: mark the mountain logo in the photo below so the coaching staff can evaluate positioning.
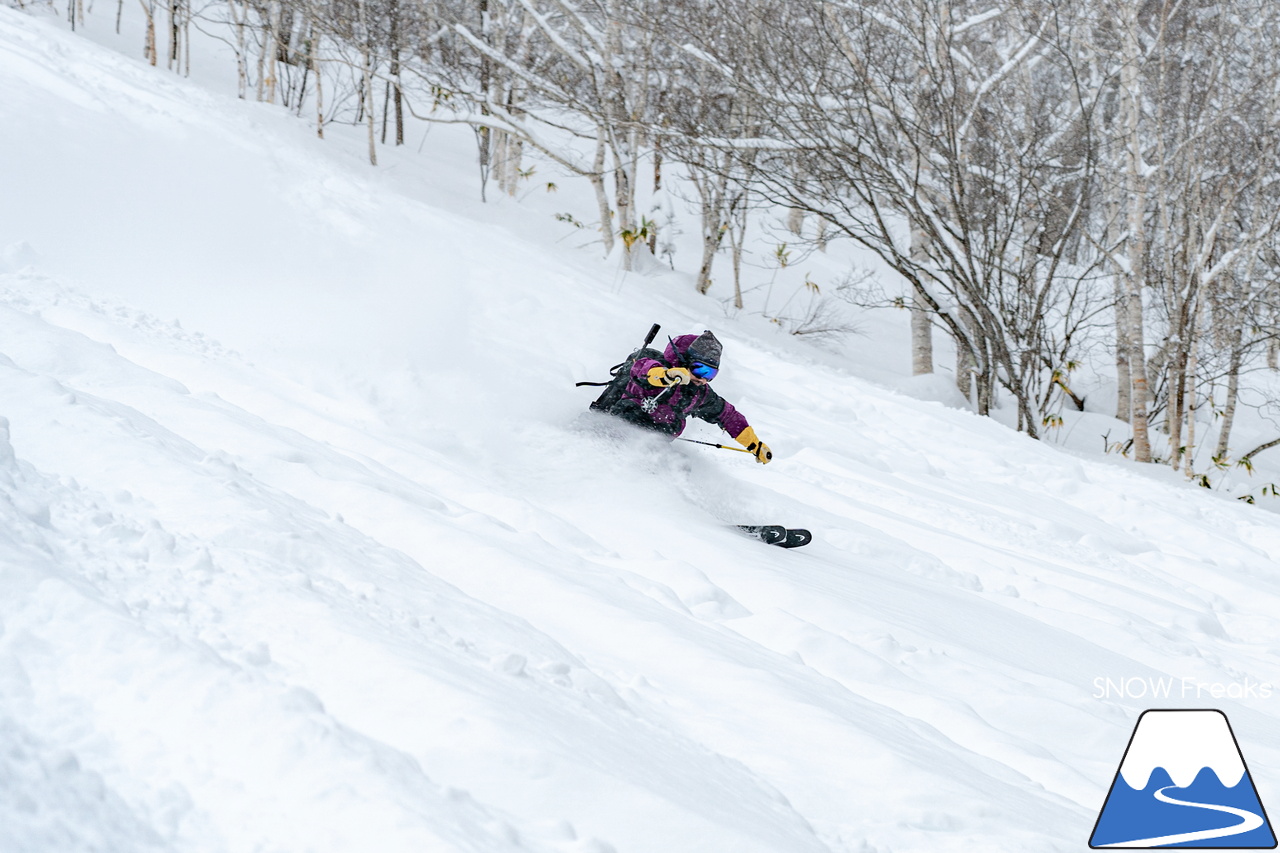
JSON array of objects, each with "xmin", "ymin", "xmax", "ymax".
[{"xmin": 1090, "ymin": 709, "xmax": 1276, "ymax": 848}]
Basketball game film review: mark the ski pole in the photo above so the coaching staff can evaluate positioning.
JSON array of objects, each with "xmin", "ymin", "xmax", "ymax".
[{"xmin": 675, "ymin": 437, "xmax": 753, "ymax": 453}]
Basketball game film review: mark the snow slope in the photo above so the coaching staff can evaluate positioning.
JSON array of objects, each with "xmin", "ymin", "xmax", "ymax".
[{"xmin": 5, "ymin": 8, "xmax": 1280, "ymax": 852}]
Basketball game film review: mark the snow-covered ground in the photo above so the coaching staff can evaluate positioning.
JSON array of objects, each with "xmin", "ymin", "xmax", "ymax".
[{"xmin": 5, "ymin": 7, "xmax": 1280, "ymax": 852}]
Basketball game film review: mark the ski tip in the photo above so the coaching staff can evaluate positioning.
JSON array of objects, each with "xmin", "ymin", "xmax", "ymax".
[
  {"xmin": 735, "ymin": 525, "xmax": 811, "ymax": 548},
  {"xmin": 782, "ymin": 528, "xmax": 812, "ymax": 548}
]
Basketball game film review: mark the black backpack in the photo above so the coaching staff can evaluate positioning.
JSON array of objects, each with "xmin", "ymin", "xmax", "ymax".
[{"xmin": 577, "ymin": 323, "xmax": 663, "ymax": 413}]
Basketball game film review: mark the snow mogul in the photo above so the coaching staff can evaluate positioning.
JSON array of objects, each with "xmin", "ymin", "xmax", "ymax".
[{"xmin": 579, "ymin": 327, "xmax": 772, "ymax": 464}]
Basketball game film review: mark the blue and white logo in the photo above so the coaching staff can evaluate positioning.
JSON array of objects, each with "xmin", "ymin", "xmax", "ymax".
[{"xmin": 1090, "ymin": 709, "xmax": 1276, "ymax": 848}]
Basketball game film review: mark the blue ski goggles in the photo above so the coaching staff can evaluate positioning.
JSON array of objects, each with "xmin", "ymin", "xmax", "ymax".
[{"xmin": 690, "ymin": 361, "xmax": 718, "ymax": 380}]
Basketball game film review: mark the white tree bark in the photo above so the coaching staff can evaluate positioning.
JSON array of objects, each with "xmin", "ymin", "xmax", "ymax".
[
  {"xmin": 311, "ymin": 29, "xmax": 323, "ymax": 139},
  {"xmin": 909, "ymin": 216, "xmax": 932, "ymax": 375},
  {"xmin": 1181, "ymin": 296, "xmax": 1205, "ymax": 476},
  {"xmin": 353, "ymin": 0, "xmax": 376, "ymax": 165},
  {"xmin": 140, "ymin": 0, "xmax": 157, "ymax": 65},
  {"xmin": 588, "ymin": 131, "xmax": 614, "ymax": 257},
  {"xmin": 1120, "ymin": 1, "xmax": 1152, "ymax": 463}
]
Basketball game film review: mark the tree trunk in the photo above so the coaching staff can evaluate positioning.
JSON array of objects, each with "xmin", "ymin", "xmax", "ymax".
[
  {"xmin": 956, "ymin": 307, "xmax": 977, "ymax": 402},
  {"xmin": 495, "ymin": 126, "xmax": 523, "ymax": 197},
  {"xmin": 696, "ymin": 226, "xmax": 719, "ymax": 295},
  {"xmin": 494, "ymin": 129, "xmax": 509, "ymax": 194},
  {"xmin": 264, "ymin": 3, "xmax": 279, "ymax": 103},
  {"xmin": 648, "ymin": 138, "xmax": 661, "ymax": 256},
  {"xmin": 1113, "ymin": 258, "xmax": 1132, "ymax": 423},
  {"xmin": 694, "ymin": 167, "xmax": 727, "ymax": 295},
  {"xmin": 168, "ymin": 0, "xmax": 180, "ymax": 70},
  {"xmin": 310, "ymin": 30, "xmax": 324, "ymax": 138},
  {"xmin": 1215, "ymin": 309, "xmax": 1245, "ymax": 461},
  {"xmin": 911, "ymin": 306, "xmax": 933, "ymax": 375},
  {"xmin": 393, "ymin": 71, "xmax": 404, "ymax": 148},
  {"xmin": 142, "ymin": 0, "xmax": 157, "ymax": 66},
  {"xmin": 364, "ymin": 56, "xmax": 377, "ymax": 166},
  {"xmin": 615, "ymin": 147, "xmax": 636, "ymax": 271},
  {"xmin": 475, "ymin": 0, "xmax": 491, "ymax": 200},
  {"xmin": 358, "ymin": 0, "xmax": 376, "ymax": 167},
  {"xmin": 232, "ymin": 0, "xmax": 247, "ymax": 98},
  {"xmin": 1167, "ymin": 325, "xmax": 1187, "ymax": 469},
  {"xmin": 1125, "ymin": 275, "xmax": 1152, "ymax": 463},
  {"xmin": 493, "ymin": 130, "xmax": 508, "ymax": 194},
  {"xmin": 974, "ymin": 363, "xmax": 992, "ymax": 417},
  {"xmin": 1181, "ymin": 297, "xmax": 1205, "ymax": 475},
  {"xmin": 254, "ymin": 16, "xmax": 266, "ymax": 100},
  {"xmin": 508, "ymin": 136, "xmax": 524, "ymax": 194},
  {"xmin": 602, "ymin": 10, "xmax": 638, "ymax": 269},
  {"xmin": 381, "ymin": 81, "xmax": 391, "ymax": 145},
  {"xmin": 1121, "ymin": 9, "xmax": 1152, "ymax": 462},
  {"xmin": 909, "ymin": 218, "xmax": 932, "ymax": 375},
  {"xmin": 589, "ymin": 132, "xmax": 614, "ymax": 257},
  {"xmin": 728, "ymin": 193, "xmax": 747, "ymax": 309},
  {"xmin": 727, "ymin": 186, "xmax": 747, "ymax": 308},
  {"xmin": 390, "ymin": 0, "xmax": 404, "ymax": 146}
]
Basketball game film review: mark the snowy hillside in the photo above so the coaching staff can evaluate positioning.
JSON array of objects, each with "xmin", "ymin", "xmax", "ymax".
[{"xmin": 6, "ymin": 8, "xmax": 1280, "ymax": 852}]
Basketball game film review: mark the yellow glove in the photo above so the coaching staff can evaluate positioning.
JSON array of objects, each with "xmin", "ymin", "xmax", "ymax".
[
  {"xmin": 735, "ymin": 426, "xmax": 772, "ymax": 464},
  {"xmin": 647, "ymin": 366, "xmax": 693, "ymax": 387}
]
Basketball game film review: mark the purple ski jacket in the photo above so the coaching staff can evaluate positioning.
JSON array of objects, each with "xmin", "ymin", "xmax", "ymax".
[{"xmin": 619, "ymin": 335, "xmax": 750, "ymax": 438}]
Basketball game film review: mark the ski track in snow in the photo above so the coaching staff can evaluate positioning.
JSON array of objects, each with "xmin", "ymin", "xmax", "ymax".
[
  {"xmin": 5, "ymin": 7, "xmax": 1280, "ymax": 853},
  {"xmin": 1100, "ymin": 786, "xmax": 1264, "ymax": 847}
]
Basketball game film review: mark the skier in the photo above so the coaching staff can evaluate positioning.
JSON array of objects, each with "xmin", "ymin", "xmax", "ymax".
[{"xmin": 599, "ymin": 330, "xmax": 773, "ymax": 464}]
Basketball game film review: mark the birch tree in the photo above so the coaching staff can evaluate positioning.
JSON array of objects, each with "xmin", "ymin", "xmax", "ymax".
[
  {"xmin": 444, "ymin": 0, "xmax": 666, "ymax": 262},
  {"xmin": 1088, "ymin": 0, "xmax": 1280, "ymax": 464},
  {"xmin": 678, "ymin": 0, "xmax": 1107, "ymax": 431}
]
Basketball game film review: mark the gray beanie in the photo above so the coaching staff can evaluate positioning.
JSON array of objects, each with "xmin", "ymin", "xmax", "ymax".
[{"xmin": 686, "ymin": 330, "xmax": 722, "ymax": 368}]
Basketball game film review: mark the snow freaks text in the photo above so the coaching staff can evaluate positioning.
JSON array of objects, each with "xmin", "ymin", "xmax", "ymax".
[{"xmin": 1093, "ymin": 677, "xmax": 1274, "ymax": 701}]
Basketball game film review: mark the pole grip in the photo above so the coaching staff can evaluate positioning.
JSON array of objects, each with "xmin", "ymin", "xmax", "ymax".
[{"xmin": 642, "ymin": 323, "xmax": 660, "ymax": 348}]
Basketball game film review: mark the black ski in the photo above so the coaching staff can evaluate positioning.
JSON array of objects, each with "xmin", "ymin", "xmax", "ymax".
[{"xmin": 736, "ymin": 525, "xmax": 812, "ymax": 548}]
